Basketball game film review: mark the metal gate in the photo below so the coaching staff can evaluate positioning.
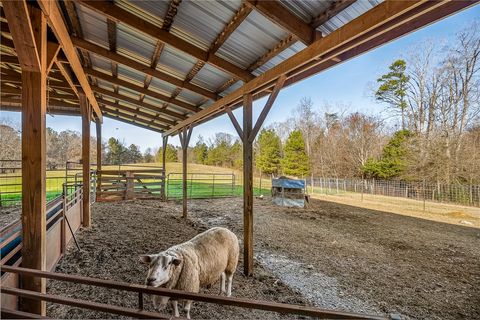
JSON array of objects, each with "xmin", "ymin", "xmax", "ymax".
[{"xmin": 166, "ymin": 173, "xmax": 236, "ymax": 200}]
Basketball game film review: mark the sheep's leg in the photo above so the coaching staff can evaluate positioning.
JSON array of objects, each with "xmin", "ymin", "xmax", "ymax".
[
  {"xmin": 153, "ymin": 296, "xmax": 169, "ymax": 311},
  {"xmin": 226, "ymin": 273, "xmax": 234, "ymax": 297},
  {"xmin": 172, "ymin": 300, "xmax": 180, "ymax": 318},
  {"xmin": 184, "ymin": 300, "xmax": 192, "ymax": 319},
  {"xmin": 219, "ymin": 272, "xmax": 226, "ymax": 295}
]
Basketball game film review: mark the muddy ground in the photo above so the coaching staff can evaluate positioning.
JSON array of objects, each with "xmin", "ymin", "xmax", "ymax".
[{"xmin": 47, "ymin": 197, "xmax": 480, "ymax": 320}]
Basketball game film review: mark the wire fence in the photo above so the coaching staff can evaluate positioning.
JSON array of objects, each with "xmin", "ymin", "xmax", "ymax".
[{"xmin": 306, "ymin": 178, "xmax": 480, "ymax": 208}]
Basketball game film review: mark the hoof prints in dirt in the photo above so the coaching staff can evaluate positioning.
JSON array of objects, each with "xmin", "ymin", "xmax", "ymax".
[{"xmin": 47, "ymin": 200, "xmax": 310, "ymax": 319}]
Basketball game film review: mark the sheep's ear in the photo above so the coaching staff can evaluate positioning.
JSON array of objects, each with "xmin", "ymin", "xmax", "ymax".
[
  {"xmin": 139, "ymin": 255, "xmax": 153, "ymax": 264},
  {"xmin": 172, "ymin": 257, "xmax": 182, "ymax": 266}
]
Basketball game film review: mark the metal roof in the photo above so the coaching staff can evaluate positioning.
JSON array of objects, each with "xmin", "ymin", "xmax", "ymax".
[{"xmin": 1, "ymin": 0, "xmax": 470, "ymax": 134}]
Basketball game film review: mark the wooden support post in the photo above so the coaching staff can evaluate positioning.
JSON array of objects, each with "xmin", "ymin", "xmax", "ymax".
[
  {"xmin": 226, "ymin": 77, "xmax": 285, "ymax": 276},
  {"xmin": 125, "ymin": 171, "xmax": 134, "ymax": 199},
  {"xmin": 95, "ymin": 120, "xmax": 102, "ymax": 196},
  {"xmin": 80, "ymin": 93, "xmax": 91, "ymax": 227},
  {"xmin": 161, "ymin": 136, "xmax": 168, "ymax": 200},
  {"xmin": 242, "ymin": 93, "xmax": 254, "ymax": 276},
  {"xmin": 178, "ymin": 127, "xmax": 193, "ymax": 218},
  {"xmin": 19, "ymin": 6, "xmax": 47, "ymax": 315}
]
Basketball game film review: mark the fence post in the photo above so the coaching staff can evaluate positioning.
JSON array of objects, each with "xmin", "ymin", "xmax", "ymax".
[
  {"xmin": 61, "ymin": 183, "xmax": 67, "ymax": 254},
  {"xmin": 423, "ymin": 179, "xmax": 426, "ymax": 213},
  {"xmin": 125, "ymin": 171, "xmax": 134, "ymax": 200},
  {"xmin": 212, "ymin": 174, "xmax": 215, "ymax": 197},
  {"xmin": 336, "ymin": 178, "xmax": 339, "ymax": 194},
  {"xmin": 231, "ymin": 174, "xmax": 235, "ymax": 197},
  {"xmin": 361, "ymin": 179, "xmax": 365, "ymax": 202}
]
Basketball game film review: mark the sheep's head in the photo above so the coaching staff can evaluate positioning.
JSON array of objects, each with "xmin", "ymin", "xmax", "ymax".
[{"xmin": 139, "ymin": 252, "xmax": 182, "ymax": 287}]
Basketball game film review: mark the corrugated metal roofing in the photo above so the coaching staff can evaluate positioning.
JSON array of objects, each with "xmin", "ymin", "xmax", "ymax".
[
  {"xmin": 318, "ymin": 0, "xmax": 383, "ymax": 35},
  {"xmin": 191, "ymin": 63, "xmax": 231, "ymax": 92},
  {"xmin": 279, "ymin": 0, "xmax": 335, "ymax": 23},
  {"xmin": 171, "ymin": 0, "xmax": 242, "ymax": 51},
  {"xmin": 148, "ymin": 77, "xmax": 177, "ymax": 97},
  {"xmin": 114, "ymin": 0, "xmax": 168, "ymax": 28},
  {"xmin": 157, "ymin": 45, "xmax": 197, "ymax": 80},
  {"xmin": 216, "ymin": 10, "xmax": 288, "ymax": 69},
  {"xmin": 117, "ymin": 23, "xmax": 156, "ymax": 65},
  {"xmin": 117, "ymin": 64, "xmax": 146, "ymax": 87},
  {"xmin": 76, "ymin": 4, "xmax": 109, "ymax": 48}
]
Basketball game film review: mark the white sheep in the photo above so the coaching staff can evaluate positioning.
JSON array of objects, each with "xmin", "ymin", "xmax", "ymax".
[{"xmin": 139, "ymin": 227, "xmax": 239, "ymax": 319}]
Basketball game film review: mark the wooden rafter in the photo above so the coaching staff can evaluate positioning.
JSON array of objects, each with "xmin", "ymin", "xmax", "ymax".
[
  {"xmin": 103, "ymin": 113, "xmax": 165, "ymax": 133},
  {"xmin": 76, "ymin": 0, "xmax": 253, "ymax": 82},
  {"xmin": 311, "ymin": 0, "xmax": 356, "ymax": 28},
  {"xmin": 85, "ymin": 68, "xmax": 194, "ymax": 115},
  {"xmin": 245, "ymin": 0, "xmax": 316, "ymax": 45},
  {"xmin": 72, "ymin": 36, "xmax": 218, "ymax": 101},
  {"xmin": 55, "ymin": 59, "xmax": 79, "ymax": 97},
  {"xmin": 97, "ymin": 97, "xmax": 175, "ymax": 126},
  {"xmin": 248, "ymin": 34, "xmax": 297, "ymax": 72},
  {"xmin": 209, "ymin": 3, "xmax": 252, "ymax": 54},
  {"xmin": 165, "ymin": 0, "xmax": 471, "ymax": 136},
  {"xmin": 100, "ymin": 106, "xmax": 168, "ymax": 131},
  {"xmin": 37, "ymin": 0, "xmax": 102, "ymax": 121}
]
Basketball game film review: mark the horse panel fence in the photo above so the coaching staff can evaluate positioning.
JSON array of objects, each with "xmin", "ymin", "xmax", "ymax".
[{"xmin": 307, "ymin": 178, "xmax": 480, "ymax": 207}]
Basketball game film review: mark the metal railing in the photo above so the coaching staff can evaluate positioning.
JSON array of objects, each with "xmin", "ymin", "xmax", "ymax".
[{"xmin": 0, "ymin": 265, "xmax": 386, "ymax": 320}]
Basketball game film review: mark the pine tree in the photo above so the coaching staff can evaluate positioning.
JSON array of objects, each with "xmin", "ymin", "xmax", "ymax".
[
  {"xmin": 255, "ymin": 129, "xmax": 282, "ymax": 175},
  {"xmin": 281, "ymin": 130, "xmax": 309, "ymax": 177},
  {"xmin": 375, "ymin": 59, "xmax": 410, "ymax": 130},
  {"xmin": 158, "ymin": 144, "xmax": 178, "ymax": 163},
  {"xmin": 362, "ymin": 129, "xmax": 412, "ymax": 179},
  {"xmin": 192, "ymin": 136, "xmax": 208, "ymax": 164}
]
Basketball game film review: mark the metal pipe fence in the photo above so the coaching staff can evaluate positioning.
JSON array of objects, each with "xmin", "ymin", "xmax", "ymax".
[
  {"xmin": 307, "ymin": 178, "xmax": 480, "ymax": 207},
  {"xmin": 166, "ymin": 173, "xmax": 238, "ymax": 200}
]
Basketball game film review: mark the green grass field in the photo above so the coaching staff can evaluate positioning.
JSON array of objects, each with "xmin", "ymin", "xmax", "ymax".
[{"xmin": 0, "ymin": 162, "xmax": 271, "ymax": 205}]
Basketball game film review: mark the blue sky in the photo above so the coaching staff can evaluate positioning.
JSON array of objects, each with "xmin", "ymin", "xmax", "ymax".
[{"xmin": 1, "ymin": 5, "xmax": 479, "ymax": 151}]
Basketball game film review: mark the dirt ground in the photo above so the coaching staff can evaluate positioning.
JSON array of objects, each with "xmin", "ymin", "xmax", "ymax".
[{"xmin": 44, "ymin": 197, "xmax": 480, "ymax": 319}]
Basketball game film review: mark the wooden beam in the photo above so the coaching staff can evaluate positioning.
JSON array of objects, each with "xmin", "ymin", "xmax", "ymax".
[
  {"xmin": 311, "ymin": 0, "xmax": 356, "ymax": 28},
  {"xmin": 242, "ymin": 93, "xmax": 253, "ymax": 276},
  {"xmin": 46, "ymin": 42, "xmax": 61, "ymax": 73},
  {"xmin": 248, "ymin": 34, "xmax": 297, "ymax": 72},
  {"xmin": 72, "ymin": 37, "xmax": 218, "ymax": 101},
  {"xmin": 2, "ymin": 1, "xmax": 41, "ymax": 71},
  {"xmin": 76, "ymin": 0, "xmax": 254, "ymax": 82},
  {"xmin": 245, "ymin": 0, "xmax": 315, "ymax": 45},
  {"xmin": 37, "ymin": 0, "xmax": 102, "ymax": 121},
  {"xmin": 99, "ymin": 103, "xmax": 170, "ymax": 130},
  {"xmin": 161, "ymin": 135, "xmax": 168, "ymax": 200},
  {"xmin": 162, "ymin": 0, "xmax": 182, "ymax": 32},
  {"xmin": 85, "ymin": 68, "xmax": 193, "ymax": 116},
  {"xmin": 55, "ymin": 60, "xmax": 79, "ymax": 97},
  {"xmin": 95, "ymin": 96, "xmax": 175, "ymax": 126},
  {"xmin": 164, "ymin": 0, "xmax": 456, "ymax": 136},
  {"xmin": 209, "ymin": 3, "xmax": 252, "ymax": 54},
  {"xmin": 20, "ymin": 5, "xmax": 47, "ymax": 315},
  {"xmin": 101, "ymin": 109, "xmax": 165, "ymax": 133},
  {"xmin": 80, "ymin": 93, "xmax": 91, "ymax": 228},
  {"xmin": 249, "ymin": 75, "xmax": 286, "ymax": 141},
  {"xmin": 225, "ymin": 107, "xmax": 243, "ymax": 139},
  {"xmin": 98, "ymin": 103, "xmax": 168, "ymax": 130},
  {"xmin": 1, "ymin": 85, "xmax": 77, "ymax": 100},
  {"xmin": 91, "ymin": 85, "xmax": 186, "ymax": 120},
  {"xmin": 95, "ymin": 120, "xmax": 102, "ymax": 196},
  {"xmin": 178, "ymin": 126, "xmax": 193, "ymax": 218}
]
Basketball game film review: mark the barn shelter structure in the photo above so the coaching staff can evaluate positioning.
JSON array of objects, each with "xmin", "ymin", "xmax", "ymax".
[{"xmin": 1, "ymin": 0, "xmax": 478, "ymax": 318}]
